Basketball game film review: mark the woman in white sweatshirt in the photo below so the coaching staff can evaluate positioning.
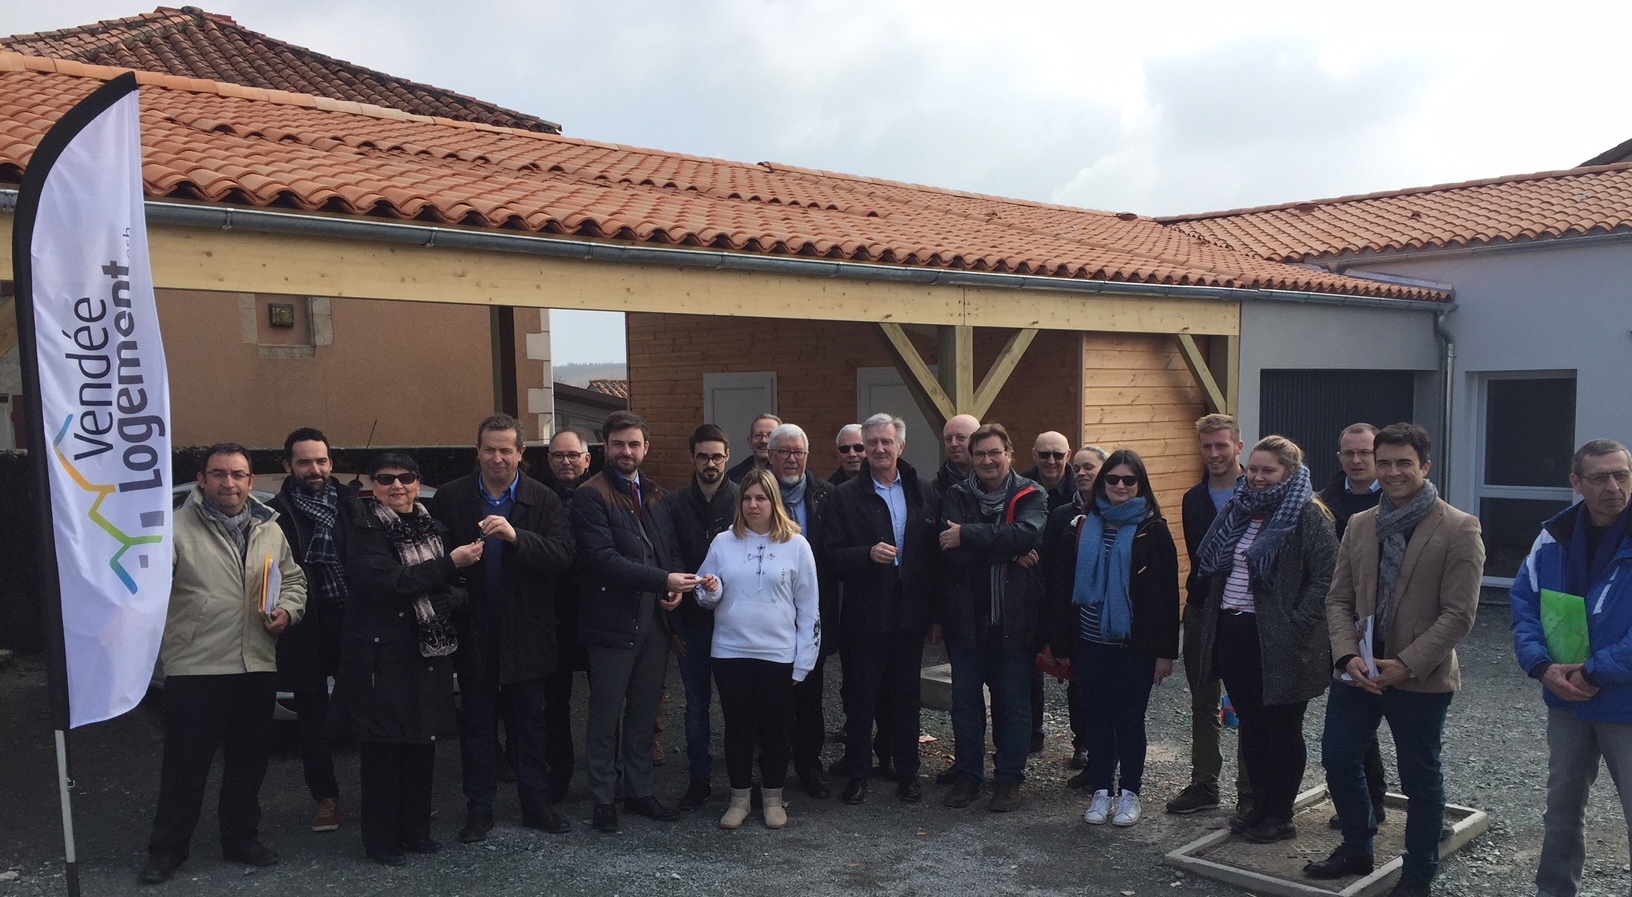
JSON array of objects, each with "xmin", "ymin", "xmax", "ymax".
[{"xmin": 696, "ymin": 467, "xmax": 821, "ymax": 830}]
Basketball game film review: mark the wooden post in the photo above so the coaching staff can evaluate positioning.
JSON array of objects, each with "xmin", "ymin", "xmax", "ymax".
[
  {"xmin": 0, "ymin": 298, "xmax": 16, "ymax": 357},
  {"xmin": 1209, "ymin": 334, "xmax": 1240, "ymax": 416},
  {"xmin": 490, "ymin": 306, "xmax": 518, "ymax": 416},
  {"xmin": 937, "ymin": 324, "xmax": 974, "ymax": 413}
]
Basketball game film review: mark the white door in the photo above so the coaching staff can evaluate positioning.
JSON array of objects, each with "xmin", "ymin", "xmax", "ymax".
[
  {"xmin": 856, "ymin": 366, "xmax": 939, "ymax": 477},
  {"xmin": 704, "ymin": 371, "xmax": 778, "ymax": 463}
]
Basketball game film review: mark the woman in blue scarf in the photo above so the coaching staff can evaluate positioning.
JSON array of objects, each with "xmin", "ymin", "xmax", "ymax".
[{"xmin": 1041, "ymin": 449, "xmax": 1180, "ymax": 828}]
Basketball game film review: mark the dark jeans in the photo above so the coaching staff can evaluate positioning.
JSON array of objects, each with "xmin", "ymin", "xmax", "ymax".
[
  {"xmin": 792, "ymin": 651, "xmax": 828, "ymax": 773},
  {"xmin": 839, "ymin": 631, "xmax": 922, "ymax": 780},
  {"xmin": 1074, "ymin": 640, "xmax": 1158, "ymax": 794},
  {"xmin": 358, "ymin": 742, "xmax": 434, "ymax": 854},
  {"xmin": 948, "ymin": 632, "xmax": 1032, "ymax": 784},
  {"xmin": 1323, "ymin": 681, "xmax": 1452, "ymax": 883},
  {"xmin": 542, "ymin": 668, "xmax": 576, "ymax": 799},
  {"xmin": 456, "ymin": 644, "xmax": 553, "ymax": 819},
  {"xmin": 713, "ymin": 657, "xmax": 795, "ymax": 789},
  {"xmin": 147, "ymin": 672, "xmax": 276, "ymax": 862},
  {"xmin": 1215, "ymin": 611, "xmax": 1307, "ymax": 820},
  {"xmin": 674, "ymin": 614, "xmax": 716, "ymax": 783},
  {"xmin": 291, "ymin": 601, "xmax": 342, "ymax": 802}
]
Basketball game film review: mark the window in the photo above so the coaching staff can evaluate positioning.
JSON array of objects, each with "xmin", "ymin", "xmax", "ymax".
[{"xmin": 1475, "ymin": 373, "xmax": 1577, "ymax": 581}]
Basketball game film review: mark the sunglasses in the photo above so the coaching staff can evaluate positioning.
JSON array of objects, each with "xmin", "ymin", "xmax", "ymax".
[
  {"xmin": 1036, "ymin": 451, "xmax": 1067, "ymax": 461},
  {"xmin": 372, "ymin": 472, "xmax": 419, "ymax": 486},
  {"xmin": 1101, "ymin": 474, "xmax": 1139, "ymax": 487},
  {"xmin": 838, "ymin": 444, "xmax": 866, "ymax": 454}
]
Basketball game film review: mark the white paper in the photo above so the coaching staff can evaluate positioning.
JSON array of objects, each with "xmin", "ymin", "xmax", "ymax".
[{"xmin": 1340, "ymin": 615, "xmax": 1379, "ymax": 682}]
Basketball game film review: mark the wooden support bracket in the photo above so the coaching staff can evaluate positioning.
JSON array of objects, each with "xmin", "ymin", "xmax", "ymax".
[
  {"xmin": 1175, "ymin": 333, "xmax": 1228, "ymax": 414},
  {"xmin": 872, "ymin": 322, "xmax": 955, "ymax": 429},
  {"xmin": 971, "ymin": 327, "xmax": 1038, "ymax": 420}
]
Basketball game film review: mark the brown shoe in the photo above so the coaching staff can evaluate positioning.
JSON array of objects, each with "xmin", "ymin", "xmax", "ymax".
[
  {"xmin": 988, "ymin": 780, "xmax": 1022, "ymax": 813},
  {"xmin": 311, "ymin": 797, "xmax": 340, "ymax": 833}
]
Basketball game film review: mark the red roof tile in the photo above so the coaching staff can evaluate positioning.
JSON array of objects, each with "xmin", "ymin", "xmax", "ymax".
[
  {"xmin": 1, "ymin": 6, "xmax": 561, "ymax": 134},
  {"xmin": 1160, "ymin": 165, "xmax": 1632, "ymax": 262},
  {"xmin": 0, "ymin": 55, "xmax": 1444, "ymax": 302}
]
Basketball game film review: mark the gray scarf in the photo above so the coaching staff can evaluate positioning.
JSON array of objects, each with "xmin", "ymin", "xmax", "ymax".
[
  {"xmin": 779, "ymin": 475, "xmax": 808, "ymax": 518},
  {"xmin": 1374, "ymin": 479, "xmax": 1438, "ymax": 637},
  {"xmin": 201, "ymin": 498, "xmax": 252, "ymax": 559},
  {"xmin": 970, "ymin": 471, "xmax": 1017, "ymax": 626}
]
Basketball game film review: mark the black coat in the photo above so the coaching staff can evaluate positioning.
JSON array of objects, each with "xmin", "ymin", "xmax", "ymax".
[
  {"xmin": 936, "ymin": 473, "xmax": 1048, "ymax": 650},
  {"xmin": 1040, "ymin": 503, "xmax": 1182, "ymax": 659},
  {"xmin": 270, "ymin": 477, "xmax": 361, "ymax": 692},
  {"xmin": 333, "ymin": 502, "xmax": 458, "ymax": 744},
  {"xmin": 1181, "ymin": 474, "xmax": 1236, "ymax": 617},
  {"xmin": 1020, "ymin": 465, "xmax": 1076, "ymax": 514},
  {"xmin": 429, "ymin": 472, "xmax": 576, "ymax": 684},
  {"xmin": 547, "ymin": 478, "xmax": 590, "ymax": 673},
  {"xmin": 822, "ymin": 460, "xmax": 937, "ymax": 637},
  {"xmin": 571, "ymin": 470, "xmax": 675, "ymax": 649},
  {"xmin": 791, "ymin": 473, "xmax": 841, "ymax": 642},
  {"xmin": 655, "ymin": 477, "xmax": 739, "ymax": 625},
  {"xmin": 1316, "ymin": 470, "xmax": 1382, "ymax": 541}
]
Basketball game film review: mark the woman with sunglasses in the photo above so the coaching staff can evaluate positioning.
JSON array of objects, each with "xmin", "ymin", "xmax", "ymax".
[
  {"xmin": 694, "ymin": 468, "xmax": 821, "ymax": 830},
  {"xmin": 1042, "ymin": 449, "xmax": 1179, "ymax": 828},
  {"xmin": 336, "ymin": 453, "xmax": 483, "ymax": 865},
  {"xmin": 1192, "ymin": 435, "xmax": 1337, "ymax": 843}
]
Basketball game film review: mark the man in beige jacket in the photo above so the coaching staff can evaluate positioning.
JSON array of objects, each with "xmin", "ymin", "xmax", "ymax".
[
  {"xmin": 140, "ymin": 443, "xmax": 307, "ymax": 885},
  {"xmin": 1306, "ymin": 423, "xmax": 1483, "ymax": 897}
]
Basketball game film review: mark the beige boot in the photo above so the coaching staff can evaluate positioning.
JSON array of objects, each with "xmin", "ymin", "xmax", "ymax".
[
  {"xmin": 719, "ymin": 788, "xmax": 752, "ymax": 830},
  {"xmin": 763, "ymin": 787, "xmax": 788, "ymax": 829}
]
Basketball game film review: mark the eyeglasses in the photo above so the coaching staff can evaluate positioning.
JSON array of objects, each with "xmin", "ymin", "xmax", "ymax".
[
  {"xmin": 1583, "ymin": 470, "xmax": 1632, "ymax": 487},
  {"xmin": 549, "ymin": 451, "xmax": 585, "ymax": 461},
  {"xmin": 838, "ymin": 444, "xmax": 866, "ymax": 454},
  {"xmin": 694, "ymin": 453, "xmax": 728, "ymax": 464},
  {"xmin": 1035, "ymin": 451, "xmax": 1067, "ymax": 462},
  {"xmin": 1338, "ymin": 450, "xmax": 1375, "ymax": 460},
  {"xmin": 372, "ymin": 472, "xmax": 419, "ymax": 486},
  {"xmin": 772, "ymin": 448, "xmax": 808, "ymax": 459},
  {"xmin": 205, "ymin": 469, "xmax": 251, "ymax": 482},
  {"xmin": 971, "ymin": 449, "xmax": 1008, "ymax": 461},
  {"xmin": 1101, "ymin": 474, "xmax": 1139, "ymax": 487}
]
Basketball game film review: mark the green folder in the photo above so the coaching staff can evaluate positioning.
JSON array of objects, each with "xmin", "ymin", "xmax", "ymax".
[{"xmin": 1541, "ymin": 589, "xmax": 1590, "ymax": 665}]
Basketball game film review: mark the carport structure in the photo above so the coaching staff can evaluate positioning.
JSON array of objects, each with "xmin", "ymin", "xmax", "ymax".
[{"xmin": 0, "ymin": 51, "xmax": 1448, "ymax": 518}]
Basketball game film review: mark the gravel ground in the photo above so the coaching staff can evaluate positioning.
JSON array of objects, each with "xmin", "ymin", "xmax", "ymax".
[{"xmin": 1, "ymin": 601, "xmax": 1628, "ymax": 896}]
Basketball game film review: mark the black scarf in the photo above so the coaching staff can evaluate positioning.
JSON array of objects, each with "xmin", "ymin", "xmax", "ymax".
[
  {"xmin": 287, "ymin": 478, "xmax": 348, "ymax": 609},
  {"xmin": 1195, "ymin": 465, "xmax": 1314, "ymax": 593}
]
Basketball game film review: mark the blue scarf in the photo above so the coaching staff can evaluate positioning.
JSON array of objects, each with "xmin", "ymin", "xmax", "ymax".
[{"xmin": 1071, "ymin": 496, "xmax": 1148, "ymax": 641}]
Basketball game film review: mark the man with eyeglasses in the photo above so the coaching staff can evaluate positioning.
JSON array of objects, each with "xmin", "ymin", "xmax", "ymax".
[
  {"xmin": 540, "ymin": 428, "xmax": 593, "ymax": 803},
  {"xmin": 430, "ymin": 414, "xmax": 576, "ymax": 841},
  {"xmin": 726, "ymin": 412, "xmax": 781, "ymax": 484},
  {"xmin": 1018, "ymin": 431, "xmax": 1075, "ymax": 755},
  {"xmin": 653, "ymin": 424, "xmax": 737, "ymax": 811},
  {"xmin": 829, "ymin": 423, "xmax": 866, "ymax": 486},
  {"xmin": 1313, "ymin": 423, "xmax": 1481, "ymax": 897},
  {"xmin": 1512, "ymin": 438, "xmax": 1632, "ymax": 897},
  {"xmin": 767, "ymin": 423, "xmax": 840, "ymax": 799},
  {"xmin": 269, "ymin": 428, "xmax": 360, "ymax": 836},
  {"xmin": 140, "ymin": 443, "xmax": 308, "ymax": 884}
]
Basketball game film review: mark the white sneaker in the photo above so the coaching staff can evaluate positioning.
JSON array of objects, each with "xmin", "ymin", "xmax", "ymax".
[
  {"xmin": 1112, "ymin": 789, "xmax": 1141, "ymax": 826},
  {"xmin": 1084, "ymin": 789, "xmax": 1112, "ymax": 825}
]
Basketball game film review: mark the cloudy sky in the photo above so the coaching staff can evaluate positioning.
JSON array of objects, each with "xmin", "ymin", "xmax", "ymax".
[{"xmin": 7, "ymin": 0, "xmax": 1630, "ymax": 362}]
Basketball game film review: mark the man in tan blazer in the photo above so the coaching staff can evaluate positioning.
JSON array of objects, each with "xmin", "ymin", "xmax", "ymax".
[{"xmin": 1305, "ymin": 423, "xmax": 1483, "ymax": 897}]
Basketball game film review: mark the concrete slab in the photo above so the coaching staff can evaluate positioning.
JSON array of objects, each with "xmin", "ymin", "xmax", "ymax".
[{"xmin": 1163, "ymin": 785, "xmax": 1489, "ymax": 897}]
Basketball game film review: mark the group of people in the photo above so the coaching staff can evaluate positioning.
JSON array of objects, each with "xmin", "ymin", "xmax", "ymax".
[{"xmin": 133, "ymin": 405, "xmax": 1632, "ymax": 897}]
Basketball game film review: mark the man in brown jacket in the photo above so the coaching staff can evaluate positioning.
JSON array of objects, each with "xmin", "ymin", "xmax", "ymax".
[{"xmin": 1306, "ymin": 423, "xmax": 1483, "ymax": 897}]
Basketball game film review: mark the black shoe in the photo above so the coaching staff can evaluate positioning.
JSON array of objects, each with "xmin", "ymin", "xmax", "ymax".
[
  {"xmin": 523, "ymin": 805, "xmax": 571, "ymax": 834},
  {"xmin": 222, "ymin": 841, "xmax": 278, "ymax": 867},
  {"xmin": 368, "ymin": 850, "xmax": 408, "ymax": 867},
  {"xmin": 934, "ymin": 766, "xmax": 959, "ymax": 785},
  {"xmin": 1228, "ymin": 806, "xmax": 1267, "ymax": 833},
  {"xmin": 1303, "ymin": 845, "xmax": 1374, "ymax": 879},
  {"xmin": 1029, "ymin": 731, "xmax": 1045, "ymax": 754},
  {"xmin": 400, "ymin": 837, "xmax": 441, "ymax": 854},
  {"xmin": 1237, "ymin": 816, "xmax": 1297, "ymax": 843},
  {"xmin": 1164, "ymin": 782, "xmax": 1221, "ymax": 814},
  {"xmin": 592, "ymin": 803, "xmax": 618, "ymax": 833},
  {"xmin": 1069, "ymin": 748, "xmax": 1089, "ymax": 770},
  {"xmin": 138, "ymin": 853, "xmax": 180, "ymax": 885},
  {"xmin": 842, "ymin": 778, "xmax": 867, "ymax": 805},
  {"xmin": 678, "ymin": 779, "xmax": 714, "ymax": 811},
  {"xmin": 897, "ymin": 775, "xmax": 922, "ymax": 803},
  {"xmin": 459, "ymin": 810, "xmax": 494, "ymax": 843},
  {"xmin": 874, "ymin": 760, "xmax": 898, "ymax": 782},
  {"xmin": 1066, "ymin": 770, "xmax": 1092, "ymax": 790},
  {"xmin": 623, "ymin": 795, "xmax": 680, "ymax": 821},
  {"xmin": 798, "ymin": 767, "xmax": 830, "ymax": 800},
  {"xmin": 1387, "ymin": 878, "xmax": 1432, "ymax": 897}
]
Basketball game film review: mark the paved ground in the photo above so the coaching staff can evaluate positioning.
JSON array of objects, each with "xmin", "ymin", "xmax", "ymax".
[{"xmin": 1, "ymin": 604, "xmax": 1628, "ymax": 896}]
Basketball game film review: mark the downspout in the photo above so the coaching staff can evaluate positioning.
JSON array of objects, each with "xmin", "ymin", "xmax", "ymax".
[{"xmin": 1433, "ymin": 310, "xmax": 1456, "ymax": 501}]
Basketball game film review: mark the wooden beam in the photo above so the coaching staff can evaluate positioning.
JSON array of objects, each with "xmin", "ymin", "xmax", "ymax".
[
  {"xmin": 872, "ymin": 322, "xmax": 955, "ymax": 429},
  {"xmin": 1174, "ymin": 333, "xmax": 1228, "ymax": 414},
  {"xmin": 0, "ymin": 299, "xmax": 15, "ymax": 357},
  {"xmin": 490, "ymin": 306, "xmax": 518, "ymax": 416},
  {"xmin": 1209, "ymin": 334, "xmax": 1240, "ymax": 416},
  {"xmin": 0, "ymin": 217, "xmax": 1242, "ymax": 336},
  {"xmin": 937, "ymin": 325, "xmax": 974, "ymax": 413},
  {"xmin": 971, "ymin": 327, "xmax": 1038, "ymax": 420}
]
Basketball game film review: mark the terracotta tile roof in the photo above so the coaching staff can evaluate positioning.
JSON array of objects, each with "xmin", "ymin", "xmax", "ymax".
[
  {"xmin": 1160, "ymin": 164, "xmax": 1632, "ymax": 263},
  {"xmin": 0, "ymin": 54, "xmax": 1444, "ymax": 302},
  {"xmin": 587, "ymin": 379, "xmax": 629, "ymax": 399},
  {"xmin": 1, "ymin": 6, "xmax": 560, "ymax": 134}
]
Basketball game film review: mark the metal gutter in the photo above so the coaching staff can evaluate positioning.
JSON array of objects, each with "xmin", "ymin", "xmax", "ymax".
[{"xmin": 0, "ymin": 190, "xmax": 1455, "ymax": 312}]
